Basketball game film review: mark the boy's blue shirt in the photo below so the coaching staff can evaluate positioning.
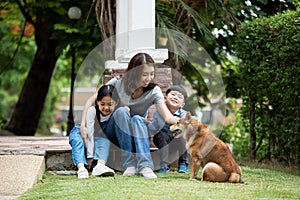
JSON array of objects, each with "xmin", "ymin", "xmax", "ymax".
[{"xmin": 147, "ymin": 107, "xmax": 186, "ymax": 136}]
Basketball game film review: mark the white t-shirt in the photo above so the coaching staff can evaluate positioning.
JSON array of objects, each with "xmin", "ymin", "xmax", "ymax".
[
  {"xmin": 106, "ymin": 77, "xmax": 165, "ymax": 118},
  {"xmin": 86, "ymin": 106, "xmax": 112, "ymax": 158}
]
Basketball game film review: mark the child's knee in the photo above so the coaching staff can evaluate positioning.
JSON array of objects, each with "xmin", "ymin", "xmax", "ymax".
[
  {"xmin": 113, "ymin": 107, "xmax": 130, "ymax": 121},
  {"xmin": 114, "ymin": 107, "xmax": 128, "ymax": 115},
  {"xmin": 131, "ymin": 115, "xmax": 144, "ymax": 123}
]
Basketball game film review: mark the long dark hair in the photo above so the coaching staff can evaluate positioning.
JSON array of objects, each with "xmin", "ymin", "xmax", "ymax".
[
  {"xmin": 123, "ymin": 52, "xmax": 158, "ymax": 95},
  {"xmin": 95, "ymin": 85, "xmax": 119, "ymax": 123}
]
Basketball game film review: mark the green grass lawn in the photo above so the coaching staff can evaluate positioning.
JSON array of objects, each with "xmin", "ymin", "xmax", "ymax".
[{"xmin": 19, "ymin": 161, "xmax": 300, "ymax": 200}]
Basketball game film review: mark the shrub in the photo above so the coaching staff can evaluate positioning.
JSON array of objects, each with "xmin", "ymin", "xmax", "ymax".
[{"xmin": 234, "ymin": 9, "xmax": 300, "ymax": 165}]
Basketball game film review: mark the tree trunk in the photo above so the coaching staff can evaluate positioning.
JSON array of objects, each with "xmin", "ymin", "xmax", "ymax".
[
  {"xmin": 269, "ymin": 109, "xmax": 276, "ymax": 161},
  {"xmin": 6, "ymin": 23, "xmax": 60, "ymax": 136},
  {"xmin": 269, "ymin": 133, "xmax": 275, "ymax": 161},
  {"xmin": 95, "ymin": 0, "xmax": 116, "ymax": 60},
  {"xmin": 248, "ymin": 99, "xmax": 256, "ymax": 160}
]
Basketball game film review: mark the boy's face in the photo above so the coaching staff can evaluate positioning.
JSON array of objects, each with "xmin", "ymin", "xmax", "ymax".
[{"xmin": 165, "ymin": 90, "xmax": 185, "ymax": 111}]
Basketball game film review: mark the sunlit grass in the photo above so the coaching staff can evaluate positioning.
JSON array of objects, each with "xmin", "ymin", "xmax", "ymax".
[{"xmin": 19, "ymin": 161, "xmax": 300, "ymax": 200}]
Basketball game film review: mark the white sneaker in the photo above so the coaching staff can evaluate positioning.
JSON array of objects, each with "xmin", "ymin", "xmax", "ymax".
[
  {"xmin": 92, "ymin": 163, "xmax": 115, "ymax": 176},
  {"xmin": 123, "ymin": 166, "xmax": 137, "ymax": 176},
  {"xmin": 77, "ymin": 167, "xmax": 89, "ymax": 179},
  {"xmin": 139, "ymin": 167, "xmax": 157, "ymax": 179}
]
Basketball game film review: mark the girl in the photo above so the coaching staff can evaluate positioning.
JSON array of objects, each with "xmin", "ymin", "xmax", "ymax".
[{"xmin": 69, "ymin": 85, "xmax": 119, "ymax": 178}]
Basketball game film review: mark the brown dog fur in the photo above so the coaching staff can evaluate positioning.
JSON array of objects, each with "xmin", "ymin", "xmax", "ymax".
[{"xmin": 170, "ymin": 112, "xmax": 243, "ymax": 183}]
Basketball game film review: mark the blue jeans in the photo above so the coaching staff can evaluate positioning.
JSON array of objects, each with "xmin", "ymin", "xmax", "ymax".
[
  {"xmin": 69, "ymin": 124, "xmax": 110, "ymax": 166},
  {"xmin": 109, "ymin": 107, "xmax": 154, "ymax": 170}
]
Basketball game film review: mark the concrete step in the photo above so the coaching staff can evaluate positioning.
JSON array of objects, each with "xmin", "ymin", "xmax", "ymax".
[
  {"xmin": 0, "ymin": 136, "xmax": 182, "ymax": 171},
  {"xmin": 45, "ymin": 143, "xmax": 181, "ymax": 172},
  {"xmin": 0, "ymin": 136, "xmax": 71, "ymax": 199},
  {"xmin": 0, "ymin": 154, "xmax": 45, "ymax": 199},
  {"xmin": 0, "ymin": 136, "xmax": 183, "ymax": 199}
]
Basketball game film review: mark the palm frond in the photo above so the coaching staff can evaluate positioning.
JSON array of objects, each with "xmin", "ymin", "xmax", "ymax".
[{"xmin": 177, "ymin": 0, "xmax": 214, "ymax": 41}]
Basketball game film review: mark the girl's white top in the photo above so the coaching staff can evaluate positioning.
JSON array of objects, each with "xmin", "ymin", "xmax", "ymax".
[{"xmin": 86, "ymin": 106, "xmax": 112, "ymax": 158}]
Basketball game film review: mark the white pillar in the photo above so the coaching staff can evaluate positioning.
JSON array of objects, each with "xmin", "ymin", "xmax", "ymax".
[
  {"xmin": 116, "ymin": 0, "xmax": 155, "ymax": 59},
  {"xmin": 106, "ymin": 0, "xmax": 168, "ymax": 70}
]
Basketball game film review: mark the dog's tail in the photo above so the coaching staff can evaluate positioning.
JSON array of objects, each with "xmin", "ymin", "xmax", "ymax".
[{"xmin": 228, "ymin": 172, "xmax": 243, "ymax": 183}]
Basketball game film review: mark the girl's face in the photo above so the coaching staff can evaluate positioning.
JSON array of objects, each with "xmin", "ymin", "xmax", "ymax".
[
  {"xmin": 97, "ymin": 96, "xmax": 117, "ymax": 116},
  {"xmin": 138, "ymin": 65, "xmax": 155, "ymax": 87}
]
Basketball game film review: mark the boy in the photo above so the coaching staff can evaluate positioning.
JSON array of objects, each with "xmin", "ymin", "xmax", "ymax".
[{"xmin": 147, "ymin": 85, "xmax": 189, "ymax": 174}]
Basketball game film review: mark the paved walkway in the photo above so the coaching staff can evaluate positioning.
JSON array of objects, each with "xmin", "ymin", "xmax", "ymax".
[{"xmin": 0, "ymin": 136, "xmax": 71, "ymax": 199}]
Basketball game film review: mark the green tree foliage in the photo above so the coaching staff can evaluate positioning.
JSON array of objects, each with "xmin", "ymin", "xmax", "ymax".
[
  {"xmin": 220, "ymin": 98, "xmax": 249, "ymax": 159},
  {"xmin": 0, "ymin": 1, "xmax": 100, "ymax": 135},
  {"xmin": 0, "ymin": 3, "xmax": 75, "ymax": 133},
  {"xmin": 235, "ymin": 8, "xmax": 300, "ymax": 165},
  {"xmin": 0, "ymin": 0, "xmax": 296, "ymax": 136},
  {"xmin": 0, "ymin": 3, "xmax": 35, "ymax": 129}
]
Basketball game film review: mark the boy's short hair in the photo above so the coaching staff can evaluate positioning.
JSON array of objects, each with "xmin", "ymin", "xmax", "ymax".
[{"xmin": 166, "ymin": 85, "xmax": 188, "ymax": 103}]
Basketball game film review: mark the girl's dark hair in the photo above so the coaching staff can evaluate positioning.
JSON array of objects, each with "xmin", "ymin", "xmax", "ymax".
[
  {"xmin": 95, "ymin": 85, "xmax": 119, "ymax": 123},
  {"xmin": 123, "ymin": 52, "xmax": 158, "ymax": 95}
]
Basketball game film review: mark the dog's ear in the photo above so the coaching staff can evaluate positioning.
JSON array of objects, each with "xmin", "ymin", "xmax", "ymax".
[
  {"xmin": 185, "ymin": 112, "xmax": 192, "ymax": 121},
  {"xmin": 199, "ymin": 123, "xmax": 208, "ymax": 129}
]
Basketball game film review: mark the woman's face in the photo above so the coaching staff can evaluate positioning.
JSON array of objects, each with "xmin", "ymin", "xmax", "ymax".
[
  {"xmin": 97, "ymin": 96, "xmax": 117, "ymax": 116},
  {"xmin": 138, "ymin": 65, "xmax": 155, "ymax": 87}
]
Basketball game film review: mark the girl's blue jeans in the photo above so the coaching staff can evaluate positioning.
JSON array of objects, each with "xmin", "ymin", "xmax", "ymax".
[
  {"xmin": 69, "ymin": 107, "xmax": 154, "ymax": 171},
  {"xmin": 104, "ymin": 107, "xmax": 154, "ymax": 171},
  {"xmin": 68, "ymin": 124, "xmax": 110, "ymax": 166}
]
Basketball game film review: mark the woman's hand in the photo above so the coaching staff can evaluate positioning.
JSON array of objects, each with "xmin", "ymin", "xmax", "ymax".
[
  {"xmin": 80, "ymin": 93, "xmax": 97, "ymax": 147},
  {"xmin": 143, "ymin": 117, "xmax": 149, "ymax": 126},
  {"xmin": 156, "ymin": 103, "xmax": 180, "ymax": 125},
  {"xmin": 80, "ymin": 125, "xmax": 91, "ymax": 147},
  {"xmin": 124, "ymin": 105, "xmax": 130, "ymax": 112}
]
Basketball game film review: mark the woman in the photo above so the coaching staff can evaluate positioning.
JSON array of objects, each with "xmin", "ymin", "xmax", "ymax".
[{"xmin": 80, "ymin": 53, "xmax": 179, "ymax": 178}]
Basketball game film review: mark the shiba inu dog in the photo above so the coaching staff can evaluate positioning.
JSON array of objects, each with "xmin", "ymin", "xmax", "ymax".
[{"xmin": 170, "ymin": 112, "xmax": 243, "ymax": 183}]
